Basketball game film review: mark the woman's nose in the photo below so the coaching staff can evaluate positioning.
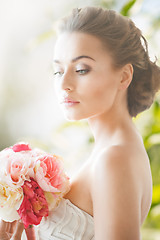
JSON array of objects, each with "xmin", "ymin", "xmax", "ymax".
[{"xmin": 61, "ymin": 71, "xmax": 74, "ymax": 91}]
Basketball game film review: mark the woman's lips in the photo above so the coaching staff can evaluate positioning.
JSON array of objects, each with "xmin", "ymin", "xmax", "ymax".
[{"xmin": 60, "ymin": 98, "xmax": 80, "ymax": 107}]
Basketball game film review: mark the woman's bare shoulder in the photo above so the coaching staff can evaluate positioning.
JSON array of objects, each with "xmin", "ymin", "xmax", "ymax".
[
  {"xmin": 90, "ymin": 142, "xmax": 152, "ymax": 230},
  {"xmin": 91, "ymin": 129, "xmax": 149, "ymax": 172},
  {"xmin": 89, "ymin": 144, "xmax": 143, "ymax": 239},
  {"xmin": 90, "ymin": 141, "xmax": 151, "ymax": 194},
  {"xmin": 92, "ymin": 143, "xmax": 141, "ymax": 168}
]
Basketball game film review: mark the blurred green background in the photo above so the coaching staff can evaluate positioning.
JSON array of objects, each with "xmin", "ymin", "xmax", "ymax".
[{"xmin": 0, "ymin": 0, "xmax": 160, "ymax": 239}]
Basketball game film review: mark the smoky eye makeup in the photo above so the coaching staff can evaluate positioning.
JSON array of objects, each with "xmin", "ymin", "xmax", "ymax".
[{"xmin": 75, "ymin": 64, "xmax": 91, "ymax": 74}]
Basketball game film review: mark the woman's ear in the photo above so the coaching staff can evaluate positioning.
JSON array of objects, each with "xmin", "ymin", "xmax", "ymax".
[{"xmin": 119, "ymin": 64, "xmax": 133, "ymax": 90}]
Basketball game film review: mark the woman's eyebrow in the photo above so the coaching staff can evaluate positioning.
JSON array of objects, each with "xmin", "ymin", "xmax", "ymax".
[
  {"xmin": 53, "ymin": 55, "xmax": 95, "ymax": 64},
  {"xmin": 72, "ymin": 55, "xmax": 95, "ymax": 62}
]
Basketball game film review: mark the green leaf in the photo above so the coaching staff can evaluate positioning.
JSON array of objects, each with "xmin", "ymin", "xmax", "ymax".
[
  {"xmin": 152, "ymin": 185, "xmax": 160, "ymax": 206},
  {"xmin": 120, "ymin": 0, "xmax": 137, "ymax": 16},
  {"xmin": 153, "ymin": 101, "xmax": 160, "ymax": 120}
]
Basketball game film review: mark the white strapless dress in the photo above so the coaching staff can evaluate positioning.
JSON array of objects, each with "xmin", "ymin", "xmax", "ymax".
[{"xmin": 37, "ymin": 198, "xmax": 95, "ymax": 240}]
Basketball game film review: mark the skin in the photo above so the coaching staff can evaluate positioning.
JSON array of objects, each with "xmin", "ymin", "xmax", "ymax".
[
  {"xmin": 0, "ymin": 32, "xmax": 152, "ymax": 240},
  {"xmin": 0, "ymin": 221, "xmax": 24, "ymax": 240}
]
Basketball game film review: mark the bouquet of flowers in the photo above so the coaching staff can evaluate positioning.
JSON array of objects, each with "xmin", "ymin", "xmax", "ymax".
[{"xmin": 0, "ymin": 142, "xmax": 70, "ymax": 239}]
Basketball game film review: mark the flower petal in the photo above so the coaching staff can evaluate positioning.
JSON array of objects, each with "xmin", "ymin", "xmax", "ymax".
[{"xmin": 12, "ymin": 143, "xmax": 31, "ymax": 152}]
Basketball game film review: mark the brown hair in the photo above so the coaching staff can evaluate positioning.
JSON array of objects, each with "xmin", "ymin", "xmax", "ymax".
[{"xmin": 57, "ymin": 6, "xmax": 160, "ymax": 117}]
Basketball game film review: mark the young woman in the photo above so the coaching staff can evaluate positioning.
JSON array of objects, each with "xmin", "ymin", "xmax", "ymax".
[{"xmin": 0, "ymin": 6, "xmax": 160, "ymax": 240}]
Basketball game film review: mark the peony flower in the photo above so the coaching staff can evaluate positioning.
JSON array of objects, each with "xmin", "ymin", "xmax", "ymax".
[
  {"xmin": 17, "ymin": 178, "xmax": 49, "ymax": 228},
  {"xmin": 44, "ymin": 191, "xmax": 63, "ymax": 211},
  {"xmin": 0, "ymin": 182, "xmax": 23, "ymax": 222},
  {"xmin": 34, "ymin": 154, "xmax": 69, "ymax": 194}
]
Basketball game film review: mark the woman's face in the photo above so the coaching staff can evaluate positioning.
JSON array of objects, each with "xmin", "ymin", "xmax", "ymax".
[{"xmin": 53, "ymin": 32, "xmax": 123, "ymax": 121}]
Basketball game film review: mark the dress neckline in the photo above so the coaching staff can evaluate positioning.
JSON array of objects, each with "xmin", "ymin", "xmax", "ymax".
[{"xmin": 64, "ymin": 198, "xmax": 94, "ymax": 220}]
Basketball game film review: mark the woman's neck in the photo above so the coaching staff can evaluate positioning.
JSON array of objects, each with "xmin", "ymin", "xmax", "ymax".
[{"xmin": 87, "ymin": 105, "xmax": 133, "ymax": 149}]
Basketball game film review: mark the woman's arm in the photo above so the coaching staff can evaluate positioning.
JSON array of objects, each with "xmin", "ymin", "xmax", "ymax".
[{"xmin": 91, "ymin": 146, "xmax": 142, "ymax": 240}]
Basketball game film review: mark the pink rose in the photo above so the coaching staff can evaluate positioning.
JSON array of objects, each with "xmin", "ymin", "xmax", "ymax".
[
  {"xmin": 4, "ymin": 143, "xmax": 35, "ymax": 186},
  {"xmin": 7, "ymin": 157, "xmax": 27, "ymax": 183},
  {"xmin": 6, "ymin": 153, "xmax": 34, "ymax": 185},
  {"xmin": 17, "ymin": 178, "xmax": 49, "ymax": 228},
  {"xmin": 35, "ymin": 155, "xmax": 65, "ymax": 193}
]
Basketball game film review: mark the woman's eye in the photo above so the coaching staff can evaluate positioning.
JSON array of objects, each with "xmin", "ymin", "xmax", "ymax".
[
  {"xmin": 54, "ymin": 71, "xmax": 64, "ymax": 76},
  {"xmin": 76, "ymin": 69, "xmax": 90, "ymax": 75}
]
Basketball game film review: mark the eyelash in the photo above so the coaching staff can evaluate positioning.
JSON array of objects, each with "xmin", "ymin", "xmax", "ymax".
[
  {"xmin": 76, "ymin": 69, "xmax": 90, "ymax": 75},
  {"xmin": 54, "ymin": 69, "xmax": 90, "ymax": 77},
  {"xmin": 54, "ymin": 71, "xmax": 63, "ymax": 76}
]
